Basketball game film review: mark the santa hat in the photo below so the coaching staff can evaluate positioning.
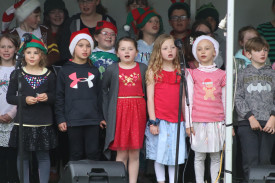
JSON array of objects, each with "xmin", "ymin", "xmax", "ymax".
[
  {"xmin": 192, "ymin": 35, "xmax": 219, "ymax": 62},
  {"xmin": 15, "ymin": 0, "xmax": 40, "ymax": 23},
  {"xmin": 69, "ymin": 28, "xmax": 94, "ymax": 56},
  {"xmin": 203, "ymin": 78, "xmax": 213, "ymax": 85},
  {"xmin": 18, "ymin": 34, "xmax": 47, "ymax": 54},
  {"xmin": 125, "ymin": 7, "xmax": 163, "ymax": 35},
  {"xmin": 168, "ymin": 0, "xmax": 190, "ymax": 19},
  {"xmin": 195, "ymin": 3, "xmax": 219, "ymax": 31},
  {"xmin": 1, "ymin": 0, "xmax": 26, "ymax": 33},
  {"xmin": 95, "ymin": 20, "xmax": 117, "ymax": 34}
]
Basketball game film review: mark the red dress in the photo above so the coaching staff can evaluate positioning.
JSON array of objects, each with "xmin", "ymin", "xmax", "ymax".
[{"xmin": 109, "ymin": 63, "xmax": 146, "ymax": 150}]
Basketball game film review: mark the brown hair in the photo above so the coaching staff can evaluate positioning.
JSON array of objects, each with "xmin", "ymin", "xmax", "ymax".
[
  {"xmin": 0, "ymin": 33, "xmax": 20, "ymax": 65},
  {"xmin": 146, "ymin": 34, "xmax": 180, "ymax": 84},
  {"xmin": 126, "ymin": 0, "xmax": 149, "ymax": 8},
  {"xmin": 115, "ymin": 36, "xmax": 138, "ymax": 53},
  {"xmin": 238, "ymin": 26, "xmax": 260, "ymax": 46},
  {"xmin": 22, "ymin": 47, "xmax": 47, "ymax": 67},
  {"xmin": 245, "ymin": 37, "xmax": 269, "ymax": 53}
]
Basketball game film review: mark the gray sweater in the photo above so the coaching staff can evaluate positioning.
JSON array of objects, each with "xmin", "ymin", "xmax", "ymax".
[
  {"xmin": 235, "ymin": 64, "xmax": 275, "ymax": 125},
  {"xmin": 102, "ymin": 62, "xmax": 147, "ymax": 159}
]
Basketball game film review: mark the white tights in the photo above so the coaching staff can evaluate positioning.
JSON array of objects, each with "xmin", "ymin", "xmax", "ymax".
[
  {"xmin": 154, "ymin": 161, "xmax": 175, "ymax": 183},
  {"xmin": 194, "ymin": 152, "xmax": 220, "ymax": 183}
]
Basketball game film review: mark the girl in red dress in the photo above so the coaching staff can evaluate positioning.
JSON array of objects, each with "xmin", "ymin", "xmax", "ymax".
[{"xmin": 102, "ymin": 37, "xmax": 147, "ymax": 183}]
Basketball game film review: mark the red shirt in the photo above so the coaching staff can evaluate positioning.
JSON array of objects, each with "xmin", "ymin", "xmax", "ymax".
[{"xmin": 154, "ymin": 70, "xmax": 183, "ymax": 123}]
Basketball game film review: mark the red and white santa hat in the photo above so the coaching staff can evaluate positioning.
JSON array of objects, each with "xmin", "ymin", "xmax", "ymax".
[
  {"xmin": 192, "ymin": 35, "xmax": 219, "ymax": 62},
  {"xmin": 15, "ymin": 0, "xmax": 40, "ymax": 23},
  {"xmin": 1, "ymin": 0, "xmax": 26, "ymax": 33},
  {"xmin": 69, "ymin": 28, "xmax": 94, "ymax": 56},
  {"xmin": 203, "ymin": 78, "xmax": 213, "ymax": 85}
]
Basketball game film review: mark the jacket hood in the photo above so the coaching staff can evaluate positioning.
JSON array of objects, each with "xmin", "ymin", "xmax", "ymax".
[{"xmin": 235, "ymin": 49, "xmax": 251, "ymax": 66}]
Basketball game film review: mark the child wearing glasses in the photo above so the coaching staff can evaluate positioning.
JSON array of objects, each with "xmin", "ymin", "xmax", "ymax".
[
  {"xmin": 125, "ymin": 7, "xmax": 163, "ymax": 65},
  {"xmin": 168, "ymin": 0, "xmax": 191, "ymax": 42},
  {"xmin": 90, "ymin": 21, "xmax": 118, "ymax": 78},
  {"xmin": 59, "ymin": 0, "xmax": 116, "ymax": 62}
]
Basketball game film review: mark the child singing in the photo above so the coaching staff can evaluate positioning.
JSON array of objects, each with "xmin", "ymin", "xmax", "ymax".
[
  {"xmin": 145, "ymin": 34, "xmax": 187, "ymax": 183},
  {"xmin": 185, "ymin": 35, "xmax": 226, "ymax": 183},
  {"xmin": 102, "ymin": 37, "xmax": 147, "ymax": 183}
]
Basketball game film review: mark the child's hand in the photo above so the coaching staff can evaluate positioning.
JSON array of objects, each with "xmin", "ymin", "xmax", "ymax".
[
  {"xmin": 150, "ymin": 125, "xmax": 159, "ymax": 135},
  {"xmin": 1, "ymin": 114, "xmax": 12, "ymax": 123},
  {"xmin": 263, "ymin": 115, "xmax": 275, "ymax": 134},
  {"xmin": 248, "ymin": 116, "xmax": 262, "ymax": 131},
  {"xmin": 58, "ymin": 122, "xmax": 67, "ymax": 132},
  {"xmin": 36, "ymin": 93, "xmax": 48, "ymax": 102},
  {"xmin": 26, "ymin": 96, "xmax": 38, "ymax": 105},
  {"xmin": 100, "ymin": 120, "xmax": 107, "ymax": 129},
  {"xmin": 186, "ymin": 127, "xmax": 195, "ymax": 137}
]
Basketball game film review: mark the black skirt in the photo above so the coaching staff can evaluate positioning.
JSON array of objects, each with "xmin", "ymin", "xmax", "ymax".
[{"xmin": 9, "ymin": 125, "xmax": 58, "ymax": 151}]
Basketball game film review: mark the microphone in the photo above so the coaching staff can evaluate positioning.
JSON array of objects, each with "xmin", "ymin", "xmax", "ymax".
[
  {"xmin": 21, "ymin": 33, "xmax": 32, "ymax": 43},
  {"xmin": 123, "ymin": 24, "xmax": 131, "ymax": 37},
  {"xmin": 175, "ymin": 39, "xmax": 183, "ymax": 49}
]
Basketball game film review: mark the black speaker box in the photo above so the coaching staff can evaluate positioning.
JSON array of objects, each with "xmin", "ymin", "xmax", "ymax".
[
  {"xmin": 59, "ymin": 160, "xmax": 128, "ymax": 183},
  {"xmin": 249, "ymin": 165, "xmax": 275, "ymax": 183}
]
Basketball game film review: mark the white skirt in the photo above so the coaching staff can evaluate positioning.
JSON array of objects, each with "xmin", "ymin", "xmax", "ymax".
[{"xmin": 190, "ymin": 121, "xmax": 225, "ymax": 153}]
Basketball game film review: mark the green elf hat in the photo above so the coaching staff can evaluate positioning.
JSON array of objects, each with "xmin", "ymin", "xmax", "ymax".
[
  {"xmin": 19, "ymin": 34, "xmax": 47, "ymax": 54},
  {"xmin": 125, "ymin": 7, "xmax": 163, "ymax": 35},
  {"xmin": 195, "ymin": 3, "xmax": 219, "ymax": 31}
]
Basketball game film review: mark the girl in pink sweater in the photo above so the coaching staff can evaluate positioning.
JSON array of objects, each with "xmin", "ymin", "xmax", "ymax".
[{"xmin": 185, "ymin": 35, "xmax": 226, "ymax": 183}]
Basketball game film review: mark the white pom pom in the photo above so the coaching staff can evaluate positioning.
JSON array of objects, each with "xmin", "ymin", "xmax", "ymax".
[{"xmin": 124, "ymin": 25, "xmax": 130, "ymax": 32}]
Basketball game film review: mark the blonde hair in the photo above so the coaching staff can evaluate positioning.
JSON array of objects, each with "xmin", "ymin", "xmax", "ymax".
[
  {"xmin": 22, "ymin": 47, "xmax": 47, "ymax": 67},
  {"xmin": 146, "ymin": 34, "xmax": 180, "ymax": 84}
]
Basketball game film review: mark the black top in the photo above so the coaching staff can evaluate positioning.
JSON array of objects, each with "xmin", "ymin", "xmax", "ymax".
[
  {"xmin": 55, "ymin": 61, "xmax": 103, "ymax": 127},
  {"xmin": 6, "ymin": 68, "xmax": 56, "ymax": 125}
]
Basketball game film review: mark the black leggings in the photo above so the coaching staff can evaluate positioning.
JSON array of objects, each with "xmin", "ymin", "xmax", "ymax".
[
  {"xmin": 0, "ymin": 147, "xmax": 18, "ymax": 183},
  {"xmin": 67, "ymin": 125, "xmax": 100, "ymax": 161}
]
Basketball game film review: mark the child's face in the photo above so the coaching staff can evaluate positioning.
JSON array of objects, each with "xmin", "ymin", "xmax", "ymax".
[
  {"xmin": 128, "ymin": 0, "xmax": 147, "ymax": 11},
  {"xmin": 169, "ymin": 9, "xmax": 190, "ymax": 33},
  {"xmin": 24, "ymin": 12, "xmax": 41, "ymax": 30},
  {"xmin": 73, "ymin": 39, "xmax": 92, "ymax": 61},
  {"xmin": 24, "ymin": 47, "xmax": 42, "ymax": 67},
  {"xmin": 0, "ymin": 38, "xmax": 17, "ymax": 63},
  {"xmin": 246, "ymin": 48, "xmax": 268, "ymax": 67},
  {"xmin": 196, "ymin": 39, "xmax": 216, "ymax": 66},
  {"xmin": 240, "ymin": 31, "xmax": 258, "ymax": 47},
  {"xmin": 141, "ymin": 16, "xmax": 160, "ymax": 36},
  {"xmin": 94, "ymin": 28, "xmax": 116, "ymax": 51},
  {"xmin": 195, "ymin": 24, "xmax": 212, "ymax": 36},
  {"xmin": 78, "ymin": 0, "xmax": 99, "ymax": 16},
  {"xmin": 116, "ymin": 40, "xmax": 137, "ymax": 64},
  {"xmin": 206, "ymin": 16, "xmax": 217, "ymax": 32},
  {"xmin": 48, "ymin": 9, "xmax": 65, "ymax": 27},
  {"xmin": 161, "ymin": 39, "xmax": 177, "ymax": 62}
]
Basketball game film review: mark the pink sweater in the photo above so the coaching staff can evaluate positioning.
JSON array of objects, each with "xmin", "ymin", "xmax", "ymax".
[{"xmin": 185, "ymin": 64, "xmax": 226, "ymax": 128}]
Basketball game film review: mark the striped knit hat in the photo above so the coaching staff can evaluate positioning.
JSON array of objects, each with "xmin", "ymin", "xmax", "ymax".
[
  {"xmin": 1, "ymin": 0, "xmax": 26, "ymax": 33},
  {"xmin": 15, "ymin": 0, "xmax": 41, "ymax": 23},
  {"xmin": 19, "ymin": 34, "xmax": 47, "ymax": 54},
  {"xmin": 125, "ymin": 7, "xmax": 163, "ymax": 35}
]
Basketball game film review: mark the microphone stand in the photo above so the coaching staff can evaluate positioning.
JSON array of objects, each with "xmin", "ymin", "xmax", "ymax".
[
  {"xmin": 174, "ymin": 45, "xmax": 190, "ymax": 183},
  {"xmin": 14, "ymin": 45, "xmax": 26, "ymax": 183}
]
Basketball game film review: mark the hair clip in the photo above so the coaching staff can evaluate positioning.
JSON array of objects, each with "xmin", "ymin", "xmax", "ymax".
[{"xmin": 190, "ymin": 37, "xmax": 194, "ymax": 45}]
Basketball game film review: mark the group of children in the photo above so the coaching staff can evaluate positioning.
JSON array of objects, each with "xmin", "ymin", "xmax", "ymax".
[{"xmin": 0, "ymin": 0, "xmax": 275, "ymax": 183}]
